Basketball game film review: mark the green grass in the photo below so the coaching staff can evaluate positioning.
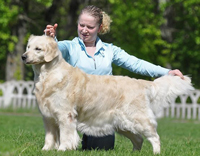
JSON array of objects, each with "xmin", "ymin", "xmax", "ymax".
[{"xmin": 0, "ymin": 108, "xmax": 200, "ymax": 156}]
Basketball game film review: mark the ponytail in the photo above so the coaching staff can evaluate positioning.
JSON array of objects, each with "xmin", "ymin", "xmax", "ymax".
[{"xmin": 99, "ymin": 11, "xmax": 112, "ymax": 35}]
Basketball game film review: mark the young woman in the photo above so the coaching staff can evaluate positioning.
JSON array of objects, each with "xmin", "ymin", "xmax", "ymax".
[{"xmin": 44, "ymin": 5, "xmax": 183, "ymax": 150}]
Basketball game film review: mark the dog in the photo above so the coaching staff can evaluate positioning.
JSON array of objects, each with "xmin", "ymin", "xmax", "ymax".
[{"xmin": 21, "ymin": 35, "xmax": 194, "ymax": 154}]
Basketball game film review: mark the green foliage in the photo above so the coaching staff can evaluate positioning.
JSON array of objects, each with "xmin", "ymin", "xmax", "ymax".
[
  {"xmin": 0, "ymin": 1, "xmax": 19, "ymax": 81},
  {"xmin": 0, "ymin": 0, "xmax": 200, "ymax": 88},
  {"xmin": 36, "ymin": 0, "xmax": 53, "ymax": 7},
  {"xmin": 0, "ymin": 0, "xmax": 18, "ymax": 59},
  {"xmin": 0, "ymin": 89, "xmax": 3, "ymax": 96},
  {"xmin": 108, "ymin": 0, "xmax": 170, "ymax": 79},
  {"xmin": 108, "ymin": 0, "xmax": 200, "ymax": 88},
  {"xmin": 163, "ymin": 0, "xmax": 200, "ymax": 88}
]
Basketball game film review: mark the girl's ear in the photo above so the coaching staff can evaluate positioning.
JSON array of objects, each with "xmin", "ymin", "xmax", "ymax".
[{"xmin": 98, "ymin": 24, "xmax": 103, "ymax": 33}]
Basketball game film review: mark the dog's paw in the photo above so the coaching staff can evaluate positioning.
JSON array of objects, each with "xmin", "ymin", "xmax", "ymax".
[
  {"xmin": 55, "ymin": 142, "xmax": 59, "ymax": 150},
  {"xmin": 58, "ymin": 145, "xmax": 67, "ymax": 151},
  {"xmin": 42, "ymin": 144, "xmax": 53, "ymax": 151}
]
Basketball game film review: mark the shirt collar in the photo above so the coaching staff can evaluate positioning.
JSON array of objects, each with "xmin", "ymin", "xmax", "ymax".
[{"xmin": 72, "ymin": 37, "xmax": 106, "ymax": 56}]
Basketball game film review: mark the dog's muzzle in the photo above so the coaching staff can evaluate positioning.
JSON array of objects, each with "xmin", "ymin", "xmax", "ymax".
[{"xmin": 21, "ymin": 54, "xmax": 27, "ymax": 62}]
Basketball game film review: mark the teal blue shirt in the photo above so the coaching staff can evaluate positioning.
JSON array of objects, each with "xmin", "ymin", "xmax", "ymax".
[{"xmin": 57, "ymin": 37, "xmax": 170, "ymax": 77}]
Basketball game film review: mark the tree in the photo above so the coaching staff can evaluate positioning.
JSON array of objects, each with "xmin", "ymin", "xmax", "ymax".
[
  {"xmin": 1, "ymin": 0, "xmax": 111, "ymax": 81},
  {"xmin": 0, "ymin": 0, "xmax": 18, "ymax": 81},
  {"xmin": 162, "ymin": 0, "xmax": 200, "ymax": 88},
  {"xmin": 3, "ymin": 0, "xmax": 66, "ymax": 81},
  {"xmin": 1, "ymin": 0, "xmax": 200, "ymax": 88},
  {"xmin": 108, "ymin": 0, "xmax": 170, "ymax": 80}
]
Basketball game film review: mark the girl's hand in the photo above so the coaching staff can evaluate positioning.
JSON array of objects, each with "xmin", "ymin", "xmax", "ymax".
[
  {"xmin": 44, "ymin": 23, "xmax": 58, "ymax": 38},
  {"xmin": 168, "ymin": 69, "xmax": 184, "ymax": 79}
]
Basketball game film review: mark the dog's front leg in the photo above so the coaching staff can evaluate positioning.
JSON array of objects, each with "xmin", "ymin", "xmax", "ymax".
[
  {"xmin": 42, "ymin": 117, "xmax": 59, "ymax": 150},
  {"xmin": 58, "ymin": 112, "xmax": 80, "ymax": 151}
]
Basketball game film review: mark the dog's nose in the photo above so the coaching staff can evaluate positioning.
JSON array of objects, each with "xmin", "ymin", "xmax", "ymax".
[{"xmin": 21, "ymin": 54, "xmax": 27, "ymax": 61}]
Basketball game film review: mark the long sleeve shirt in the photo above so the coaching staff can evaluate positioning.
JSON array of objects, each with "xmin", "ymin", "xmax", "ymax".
[{"xmin": 57, "ymin": 37, "xmax": 170, "ymax": 77}]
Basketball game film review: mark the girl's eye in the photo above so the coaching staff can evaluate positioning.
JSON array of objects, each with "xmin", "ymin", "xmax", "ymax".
[{"xmin": 87, "ymin": 26, "xmax": 94, "ymax": 29}]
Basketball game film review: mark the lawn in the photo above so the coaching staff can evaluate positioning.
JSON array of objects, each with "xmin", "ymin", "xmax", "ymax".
[{"xmin": 0, "ymin": 108, "xmax": 200, "ymax": 156}]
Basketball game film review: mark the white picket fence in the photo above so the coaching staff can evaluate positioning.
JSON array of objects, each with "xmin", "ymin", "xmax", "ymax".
[
  {"xmin": 0, "ymin": 80, "xmax": 36, "ymax": 109},
  {"xmin": 163, "ymin": 90, "xmax": 200, "ymax": 120},
  {"xmin": 0, "ymin": 81, "xmax": 200, "ymax": 120}
]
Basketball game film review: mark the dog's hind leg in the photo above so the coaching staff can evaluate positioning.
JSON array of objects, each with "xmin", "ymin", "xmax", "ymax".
[
  {"xmin": 145, "ymin": 132, "xmax": 160, "ymax": 154},
  {"xmin": 141, "ymin": 120, "xmax": 160, "ymax": 154},
  {"xmin": 117, "ymin": 130, "xmax": 143, "ymax": 151},
  {"xmin": 58, "ymin": 112, "xmax": 80, "ymax": 151},
  {"xmin": 42, "ymin": 117, "xmax": 59, "ymax": 150}
]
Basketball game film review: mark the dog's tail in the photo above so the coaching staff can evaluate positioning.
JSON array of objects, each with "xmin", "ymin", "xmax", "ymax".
[{"xmin": 148, "ymin": 75, "xmax": 194, "ymax": 114}]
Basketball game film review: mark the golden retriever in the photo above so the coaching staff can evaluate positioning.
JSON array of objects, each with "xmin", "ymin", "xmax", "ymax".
[{"xmin": 21, "ymin": 35, "xmax": 194, "ymax": 154}]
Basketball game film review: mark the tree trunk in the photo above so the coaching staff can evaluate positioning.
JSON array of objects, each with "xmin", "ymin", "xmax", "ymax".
[
  {"xmin": 160, "ymin": 0, "xmax": 175, "ymax": 43},
  {"xmin": 6, "ymin": 17, "xmax": 27, "ymax": 81}
]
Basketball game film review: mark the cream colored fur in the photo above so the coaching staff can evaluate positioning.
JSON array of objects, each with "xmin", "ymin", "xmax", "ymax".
[{"xmin": 22, "ymin": 35, "xmax": 194, "ymax": 154}]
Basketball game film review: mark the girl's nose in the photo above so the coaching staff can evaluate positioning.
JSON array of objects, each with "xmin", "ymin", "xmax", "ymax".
[{"xmin": 82, "ymin": 27, "xmax": 88, "ymax": 33}]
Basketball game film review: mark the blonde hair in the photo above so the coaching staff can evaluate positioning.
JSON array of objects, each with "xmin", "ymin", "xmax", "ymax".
[{"xmin": 79, "ymin": 5, "xmax": 112, "ymax": 35}]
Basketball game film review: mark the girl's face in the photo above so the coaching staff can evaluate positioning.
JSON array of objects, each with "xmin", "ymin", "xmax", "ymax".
[{"xmin": 78, "ymin": 13, "xmax": 101, "ymax": 45}]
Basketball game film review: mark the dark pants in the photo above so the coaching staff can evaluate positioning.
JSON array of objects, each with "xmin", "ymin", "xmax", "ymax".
[{"xmin": 82, "ymin": 134, "xmax": 115, "ymax": 150}]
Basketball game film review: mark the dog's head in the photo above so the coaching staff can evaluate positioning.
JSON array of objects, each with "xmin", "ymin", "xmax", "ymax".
[{"xmin": 21, "ymin": 35, "xmax": 59, "ymax": 64}]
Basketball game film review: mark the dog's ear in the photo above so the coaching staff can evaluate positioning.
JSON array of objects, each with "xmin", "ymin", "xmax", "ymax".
[
  {"xmin": 44, "ymin": 37, "xmax": 59, "ymax": 62},
  {"xmin": 28, "ymin": 35, "xmax": 35, "ymax": 42}
]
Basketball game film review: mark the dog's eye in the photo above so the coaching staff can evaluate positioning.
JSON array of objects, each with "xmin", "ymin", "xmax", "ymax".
[{"xmin": 35, "ymin": 47, "xmax": 42, "ymax": 51}]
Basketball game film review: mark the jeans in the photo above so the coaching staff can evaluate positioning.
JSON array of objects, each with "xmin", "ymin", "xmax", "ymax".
[{"xmin": 82, "ymin": 133, "xmax": 115, "ymax": 150}]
